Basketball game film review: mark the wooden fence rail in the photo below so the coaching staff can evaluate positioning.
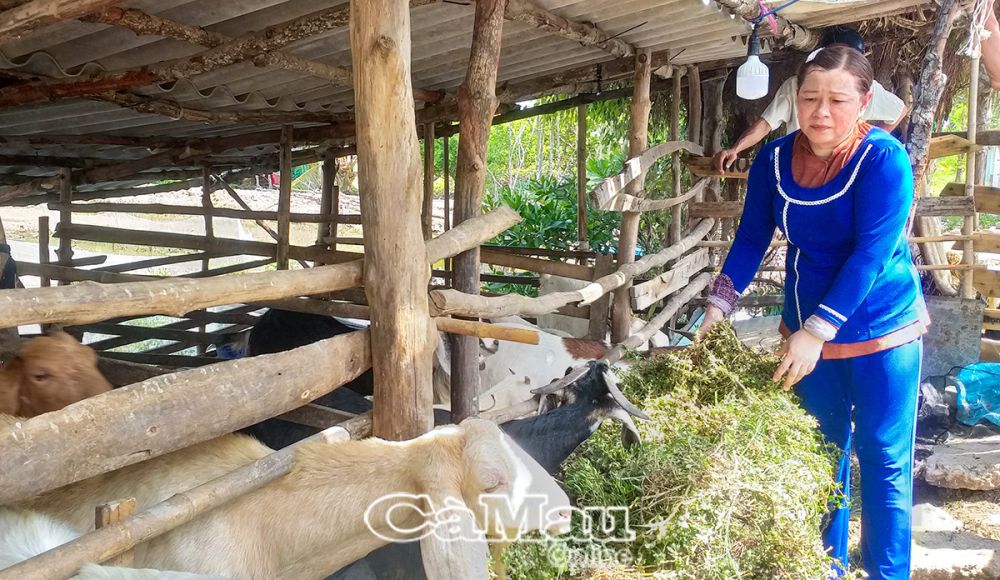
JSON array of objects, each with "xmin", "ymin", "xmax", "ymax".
[
  {"xmin": 0, "ymin": 206, "xmax": 521, "ymax": 328},
  {"xmin": 429, "ymin": 218, "xmax": 715, "ymax": 318}
]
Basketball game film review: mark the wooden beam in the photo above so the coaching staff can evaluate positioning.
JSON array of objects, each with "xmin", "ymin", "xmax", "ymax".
[
  {"xmin": 481, "ymin": 248, "xmax": 593, "ymax": 280},
  {"xmin": 54, "ymin": 223, "xmax": 352, "ymax": 265},
  {"xmin": 48, "ymin": 201, "xmax": 344, "ymax": 223},
  {"xmin": 611, "ymin": 49, "xmax": 652, "ymax": 344},
  {"xmin": 0, "ymin": 0, "xmax": 123, "ymax": 41},
  {"xmin": 450, "ymin": 0, "xmax": 508, "ymax": 423},
  {"xmin": 503, "ymin": 0, "xmax": 634, "ymax": 58},
  {"xmin": 934, "ymin": 130, "xmax": 1000, "ymax": 146},
  {"xmin": 0, "ymin": 330, "xmax": 371, "ymax": 506}
]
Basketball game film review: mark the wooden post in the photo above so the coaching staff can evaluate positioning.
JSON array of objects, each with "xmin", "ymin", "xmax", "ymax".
[
  {"xmin": 449, "ymin": 0, "xmax": 507, "ymax": 423},
  {"xmin": 320, "ymin": 152, "xmax": 340, "ymax": 257},
  {"xmin": 443, "ymin": 135, "xmax": 451, "ymax": 232},
  {"xmin": 611, "ymin": 49, "xmax": 652, "ymax": 343},
  {"xmin": 962, "ymin": 55, "xmax": 980, "ymax": 299},
  {"xmin": 277, "ymin": 125, "xmax": 293, "ymax": 270},
  {"xmin": 57, "ymin": 168, "xmax": 72, "ymax": 286},
  {"xmin": 702, "ymin": 72, "xmax": 726, "ymax": 260},
  {"xmin": 587, "ymin": 253, "xmax": 614, "ymax": 340},
  {"xmin": 351, "ymin": 0, "xmax": 436, "ymax": 440},
  {"xmin": 95, "ymin": 498, "xmax": 136, "ymax": 567},
  {"xmin": 687, "ymin": 65, "xmax": 702, "ymax": 151},
  {"xmin": 199, "ymin": 167, "xmax": 214, "ymax": 354},
  {"xmin": 38, "ymin": 216, "xmax": 50, "ymax": 288},
  {"xmin": 0, "ymin": 216, "xmax": 17, "ymax": 346},
  {"xmin": 423, "ymin": 123, "xmax": 435, "ymax": 240},
  {"xmin": 670, "ymin": 65, "xmax": 683, "ymax": 245},
  {"xmin": 576, "ymin": 103, "xmax": 589, "ymax": 250}
]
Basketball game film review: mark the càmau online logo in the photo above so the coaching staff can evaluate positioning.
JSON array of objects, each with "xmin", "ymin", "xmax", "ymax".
[{"xmin": 364, "ymin": 493, "xmax": 635, "ymax": 544}]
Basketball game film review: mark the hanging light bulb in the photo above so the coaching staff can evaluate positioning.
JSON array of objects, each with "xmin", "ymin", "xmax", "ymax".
[{"xmin": 736, "ymin": 25, "xmax": 768, "ymax": 100}]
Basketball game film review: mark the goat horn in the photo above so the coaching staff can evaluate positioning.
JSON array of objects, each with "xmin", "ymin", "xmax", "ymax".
[
  {"xmin": 530, "ymin": 365, "xmax": 590, "ymax": 395},
  {"xmin": 603, "ymin": 370, "xmax": 651, "ymax": 421}
]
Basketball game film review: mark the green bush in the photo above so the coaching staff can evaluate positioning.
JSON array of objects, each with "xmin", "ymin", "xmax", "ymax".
[{"xmin": 502, "ymin": 324, "xmax": 843, "ymax": 579}]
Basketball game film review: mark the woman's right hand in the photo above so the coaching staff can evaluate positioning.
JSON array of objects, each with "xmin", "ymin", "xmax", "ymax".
[
  {"xmin": 697, "ymin": 305, "xmax": 726, "ymax": 340},
  {"xmin": 713, "ymin": 148, "xmax": 739, "ymax": 172}
]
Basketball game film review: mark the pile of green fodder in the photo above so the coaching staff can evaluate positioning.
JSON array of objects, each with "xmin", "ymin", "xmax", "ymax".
[{"xmin": 501, "ymin": 323, "xmax": 841, "ymax": 579}]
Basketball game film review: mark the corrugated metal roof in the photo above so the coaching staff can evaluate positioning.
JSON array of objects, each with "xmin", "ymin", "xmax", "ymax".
[{"xmin": 0, "ymin": 0, "xmax": 932, "ymax": 190}]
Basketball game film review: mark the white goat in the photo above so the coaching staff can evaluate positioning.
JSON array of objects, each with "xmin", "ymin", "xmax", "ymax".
[
  {"xmin": 0, "ymin": 508, "xmax": 226, "ymax": 579},
  {"xmin": 17, "ymin": 418, "xmax": 570, "ymax": 579}
]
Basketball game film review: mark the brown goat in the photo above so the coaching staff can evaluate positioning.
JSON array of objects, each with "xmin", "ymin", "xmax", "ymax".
[{"xmin": 0, "ymin": 332, "xmax": 112, "ymax": 418}]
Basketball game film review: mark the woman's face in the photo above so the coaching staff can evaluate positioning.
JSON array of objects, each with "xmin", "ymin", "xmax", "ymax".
[{"xmin": 796, "ymin": 67, "xmax": 873, "ymax": 153}]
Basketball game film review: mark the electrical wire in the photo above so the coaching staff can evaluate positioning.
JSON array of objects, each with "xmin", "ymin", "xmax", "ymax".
[{"xmin": 751, "ymin": 0, "xmax": 804, "ymax": 23}]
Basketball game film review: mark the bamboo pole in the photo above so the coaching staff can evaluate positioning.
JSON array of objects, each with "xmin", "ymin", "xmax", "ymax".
[
  {"xmin": 0, "ymin": 206, "xmax": 520, "ymax": 329},
  {"xmin": 423, "ymin": 123, "xmax": 435, "ymax": 240},
  {"xmin": 352, "ymin": 0, "xmax": 438, "ymax": 440},
  {"xmin": 443, "ymin": 135, "xmax": 451, "ymax": 233},
  {"xmin": 577, "ymin": 103, "xmax": 589, "ymax": 249},
  {"xmin": 94, "ymin": 499, "xmax": 136, "ymax": 568},
  {"xmin": 611, "ymin": 49, "xmax": 652, "ymax": 343},
  {"xmin": 670, "ymin": 65, "xmax": 683, "ymax": 246},
  {"xmin": 450, "ymin": 0, "xmax": 508, "ymax": 424},
  {"xmin": 277, "ymin": 126, "xmax": 293, "ymax": 271},
  {"xmin": 962, "ymin": 55, "xmax": 980, "ymax": 299}
]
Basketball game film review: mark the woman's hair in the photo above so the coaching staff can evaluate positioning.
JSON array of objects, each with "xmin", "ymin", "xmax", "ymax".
[{"xmin": 796, "ymin": 45, "xmax": 874, "ymax": 96}]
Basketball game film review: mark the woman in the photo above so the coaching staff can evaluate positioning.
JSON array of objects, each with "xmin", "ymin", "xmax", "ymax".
[{"xmin": 699, "ymin": 46, "xmax": 927, "ymax": 580}]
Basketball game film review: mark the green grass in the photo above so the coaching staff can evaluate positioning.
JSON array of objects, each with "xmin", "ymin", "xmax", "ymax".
[{"xmin": 502, "ymin": 324, "xmax": 847, "ymax": 579}]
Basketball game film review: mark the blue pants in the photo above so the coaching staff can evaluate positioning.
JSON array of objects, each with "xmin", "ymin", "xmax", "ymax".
[{"xmin": 794, "ymin": 339, "xmax": 922, "ymax": 580}]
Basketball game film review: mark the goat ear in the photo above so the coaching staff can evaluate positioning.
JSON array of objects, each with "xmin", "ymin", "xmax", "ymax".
[{"xmin": 420, "ymin": 494, "xmax": 490, "ymax": 580}]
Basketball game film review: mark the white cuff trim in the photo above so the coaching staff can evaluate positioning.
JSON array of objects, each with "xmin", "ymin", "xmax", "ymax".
[
  {"xmin": 818, "ymin": 304, "xmax": 847, "ymax": 324},
  {"xmin": 803, "ymin": 315, "xmax": 838, "ymax": 342}
]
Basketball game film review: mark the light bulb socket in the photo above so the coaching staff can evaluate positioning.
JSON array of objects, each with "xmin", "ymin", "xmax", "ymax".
[{"xmin": 746, "ymin": 25, "xmax": 761, "ymax": 57}]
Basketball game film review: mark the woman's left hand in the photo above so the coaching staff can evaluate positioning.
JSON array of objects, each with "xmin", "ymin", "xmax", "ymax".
[{"xmin": 773, "ymin": 330, "xmax": 824, "ymax": 391}]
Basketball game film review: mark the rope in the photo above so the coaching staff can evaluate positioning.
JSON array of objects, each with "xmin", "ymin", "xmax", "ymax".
[{"xmin": 960, "ymin": 0, "xmax": 991, "ymax": 57}]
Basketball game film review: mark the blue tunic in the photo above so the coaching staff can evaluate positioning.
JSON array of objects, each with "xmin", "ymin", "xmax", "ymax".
[{"xmin": 721, "ymin": 127, "xmax": 924, "ymax": 343}]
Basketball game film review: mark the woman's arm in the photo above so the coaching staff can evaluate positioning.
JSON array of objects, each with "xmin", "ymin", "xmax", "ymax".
[{"xmin": 812, "ymin": 145, "xmax": 914, "ymax": 334}]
